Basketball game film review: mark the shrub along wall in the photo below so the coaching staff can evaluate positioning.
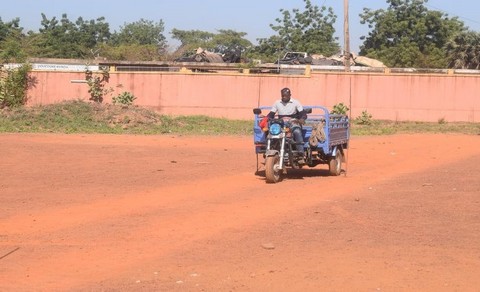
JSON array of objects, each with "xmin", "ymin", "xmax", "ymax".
[{"xmin": 26, "ymin": 70, "xmax": 480, "ymax": 122}]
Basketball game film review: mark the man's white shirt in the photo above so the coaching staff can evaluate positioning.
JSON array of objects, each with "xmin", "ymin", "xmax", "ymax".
[{"xmin": 270, "ymin": 98, "xmax": 304, "ymax": 116}]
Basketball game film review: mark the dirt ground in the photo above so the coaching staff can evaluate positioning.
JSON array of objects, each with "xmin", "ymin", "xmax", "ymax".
[{"xmin": 1, "ymin": 133, "xmax": 479, "ymax": 291}]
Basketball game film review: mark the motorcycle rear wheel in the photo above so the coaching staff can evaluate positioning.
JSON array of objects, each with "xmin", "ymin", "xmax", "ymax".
[{"xmin": 328, "ymin": 151, "xmax": 343, "ymax": 176}]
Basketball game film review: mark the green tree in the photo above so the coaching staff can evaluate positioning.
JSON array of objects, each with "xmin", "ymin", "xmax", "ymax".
[
  {"xmin": 210, "ymin": 29, "xmax": 252, "ymax": 54},
  {"xmin": 171, "ymin": 29, "xmax": 215, "ymax": 57},
  {"xmin": 253, "ymin": 0, "xmax": 339, "ymax": 62},
  {"xmin": 0, "ymin": 17, "xmax": 27, "ymax": 62},
  {"xmin": 111, "ymin": 19, "xmax": 166, "ymax": 47},
  {"xmin": 75, "ymin": 16, "xmax": 111, "ymax": 57},
  {"xmin": 170, "ymin": 29, "xmax": 252, "ymax": 60},
  {"xmin": 28, "ymin": 13, "xmax": 111, "ymax": 59},
  {"xmin": 445, "ymin": 31, "xmax": 480, "ymax": 69},
  {"xmin": 0, "ymin": 32, "xmax": 27, "ymax": 63},
  {"xmin": 106, "ymin": 19, "xmax": 166, "ymax": 61},
  {"xmin": 359, "ymin": 0, "xmax": 465, "ymax": 68},
  {"xmin": 99, "ymin": 43, "xmax": 163, "ymax": 61},
  {"xmin": 0, "ymin": 17, "xmax": 23, "ymax": 42}
]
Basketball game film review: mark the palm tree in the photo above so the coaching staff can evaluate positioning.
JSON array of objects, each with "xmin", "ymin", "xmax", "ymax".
[{"xmin": 446, "ymin": 31, "xmax": 480, "ymax": 69}]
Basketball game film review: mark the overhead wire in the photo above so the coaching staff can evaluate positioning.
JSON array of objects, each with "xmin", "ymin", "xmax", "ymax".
[{"xmin": 425, "ymin": 3, "xmax": 480, "ymax": 27}]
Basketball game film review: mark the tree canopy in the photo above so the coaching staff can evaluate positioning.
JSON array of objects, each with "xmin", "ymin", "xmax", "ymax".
[
  {"xmin": 359, "ymin": 0, "xmax": 465, "ymax": 68},
  {"xmin": 445, "ymin": 30, "xmax": 480, "ymax": 69},
  {"xmin": 0, "ymin": 2, "xmax": 479, "ymax": 68},
  {"xmin": 171, "ymin": 29, "xmax": 215, "ymax": 50},
  {"xmin": 171, "ymin": 28, "xmax": 252, "ymax": 60},
  {"xmin": 0, "ymin": 17, "xmax": 26, "ymax": 62},
  {"xmin": 0, "ymin": 17, "xmax": 23, "ymax": 42},
  {"xmin": 103, "ymin": 19, "xmax": 167, "ymax": 61},
  {"xmin": 111, "ymin": 19, "xmax": 166, "ymax": 47},
  {"xmin": 26, "ymin": 13, "xmax": 110, "ymax": 59},
  {"xmin": 252, "ymin": 0, "xmax": 339, "ymax": 62}
]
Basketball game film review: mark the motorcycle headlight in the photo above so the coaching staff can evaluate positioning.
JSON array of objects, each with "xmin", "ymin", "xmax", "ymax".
[{"xmin": 269, "ymin": 123, "xmax": 282, "ymax": 135}]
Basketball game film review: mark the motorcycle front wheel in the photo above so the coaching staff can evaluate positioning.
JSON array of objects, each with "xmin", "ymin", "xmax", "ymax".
[{"xmin": 265, "ymin": 154, "xmax": 282, "ymax": 183}]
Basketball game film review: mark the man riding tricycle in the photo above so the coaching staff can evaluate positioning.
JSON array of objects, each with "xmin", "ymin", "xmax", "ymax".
[{"xmin": 253, "ymin": 88, "xmax": 350, "ymax": 183}]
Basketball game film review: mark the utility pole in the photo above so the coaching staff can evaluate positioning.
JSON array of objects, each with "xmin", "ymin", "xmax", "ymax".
[
  {"xmin": 344, "ymin": 0, "xmax": 351, "ymax": 72},
  {"xmin": 343, "ymin": 0, "xmax": 352, "ymax": 177}
]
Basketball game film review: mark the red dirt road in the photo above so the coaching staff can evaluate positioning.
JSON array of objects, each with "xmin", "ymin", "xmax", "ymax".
[{"xmin": 1, "ymin": 133, "xmax": 480, "ymax": 291}]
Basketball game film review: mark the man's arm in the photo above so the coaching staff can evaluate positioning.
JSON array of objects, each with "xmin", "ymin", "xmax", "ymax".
[
  {"xmin": 293, "ymin": 99, "xmax": 307, "ymax": 121},
  {"xmin": 268, "ymin": 102, "xmax": 279, "ymax": 119}
]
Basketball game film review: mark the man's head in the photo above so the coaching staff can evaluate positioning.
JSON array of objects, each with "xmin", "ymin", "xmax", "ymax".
[{"xmin": 281, "ymin": 87, "xmax": 291, "ymax": 103}]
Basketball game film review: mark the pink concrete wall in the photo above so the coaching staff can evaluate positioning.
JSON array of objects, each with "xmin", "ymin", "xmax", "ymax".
[
  {"xmin": 27, "ymin": 71, "xmax": 88, "ymax": 104},
  {"xmin": 26, "ymin": 71, "xmax": 480, "ymax": 122}
]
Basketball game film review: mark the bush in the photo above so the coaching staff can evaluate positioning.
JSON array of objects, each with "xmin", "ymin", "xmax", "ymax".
[
  {"xmin": 355, "ymin": 110, "xmax": 373, "ymax": 125},
  {"xmin": 331, "ymin": 103, "xmax": 349, "ymax": 115},
  {"xmin": 0, "ymin": 64, "xmax": 32, "ymax": 108},
  {"xmin": 112, "ymin": 92, "xmax": 137, "ymax": 106},
  {"xmin": 85, "ymin": 68, "xmax": 111, "ymax": 103}
]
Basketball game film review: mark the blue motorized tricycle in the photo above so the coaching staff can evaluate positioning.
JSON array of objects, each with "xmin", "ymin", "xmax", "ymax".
[{"xmin": 253, "ymin": 106, "xmax": 350, "ymax": 183}]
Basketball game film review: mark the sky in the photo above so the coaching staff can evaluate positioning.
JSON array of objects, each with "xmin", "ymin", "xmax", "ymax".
[{"xmin": 2, "ymin": 0, "xmax": 480, "ymax": 53}]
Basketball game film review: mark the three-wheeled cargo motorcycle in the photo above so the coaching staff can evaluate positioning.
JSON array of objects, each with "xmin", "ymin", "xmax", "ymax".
[{"xmin": 253, "ymin": 105, "xmax": 350, "ymax": 183}]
